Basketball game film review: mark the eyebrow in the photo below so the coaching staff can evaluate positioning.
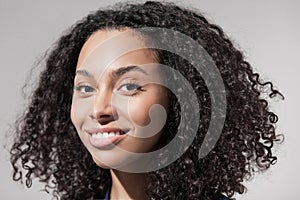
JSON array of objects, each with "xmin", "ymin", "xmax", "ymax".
[
  {"xmin": 112, "ymin": 65, "xmax": 148, "ymax": 77},
  {"xmin": 75, "ymin": 69, "xmax": 93, "ymax": 78},
  {"xmin": 75, "ymin": 65, "xmax": 148, "ymax": 79}
]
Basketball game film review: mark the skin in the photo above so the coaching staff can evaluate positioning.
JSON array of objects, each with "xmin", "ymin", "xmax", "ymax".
[{"xmin": 70, "ymin": 29, "xmax": 169, "ymax": 199}]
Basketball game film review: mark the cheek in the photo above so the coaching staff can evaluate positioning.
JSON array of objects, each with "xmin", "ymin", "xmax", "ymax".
[
  {"xmin": 128, "ymin": 101, "xmax": 151, "ymax": 126},
  {"xmin": 128, "ymin": 98, "xmax": 152, "ymax": 126},
  {"xmin": 128, "ymin": 91, "xmax": 168, "ymax": 127},
  {"xmin": 70, "ymin": 98, "xmax": 92, "ymax": 129}
]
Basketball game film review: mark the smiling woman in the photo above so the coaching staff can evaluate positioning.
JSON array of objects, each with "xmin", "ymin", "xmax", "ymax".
[
  {"xmin": 70, "ymin": 29, "xmax": 171, "ymax": 199},
  {"xmin": 10, "ymin": 1, "xmax": 284, "ymax": 200},
  {"xmin": 71, "ymin": 29, "xmax": 169, "ymax": 172}
]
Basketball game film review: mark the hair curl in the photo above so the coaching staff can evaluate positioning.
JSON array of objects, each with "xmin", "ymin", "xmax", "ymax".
[{"xmin": 10, "ymin": 1, "xmax": 284, "ymax": 199}]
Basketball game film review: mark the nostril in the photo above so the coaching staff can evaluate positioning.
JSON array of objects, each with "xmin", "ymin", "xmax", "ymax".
[
  {"xmin": 92, "ymin": 103, "xmax": 118, "ymax": 122},
  {"xmin": 97, "ymin": 114, "xmax": 114, "ymax": 125},
  {"xmin": 100, "ymin": 114, "xmax": 112, "ymax": 118}
]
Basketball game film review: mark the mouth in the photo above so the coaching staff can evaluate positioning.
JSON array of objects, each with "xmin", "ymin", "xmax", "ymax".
[
  {"xmin": 85, "ymin": 128, "xmax": 129, "ymax": 148},
  {"xmin": 90, "ymin": 130, "xmax": 127, "ymax": 139}
]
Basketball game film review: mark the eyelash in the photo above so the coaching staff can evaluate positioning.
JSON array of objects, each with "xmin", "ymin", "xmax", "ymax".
[
  {"xmin": 74, "ymin": 85, "xmax": 95, "ymax": 94},
  {"xmin": 117, "ymin": 81, "xmax": 145, "ymax": 95}
]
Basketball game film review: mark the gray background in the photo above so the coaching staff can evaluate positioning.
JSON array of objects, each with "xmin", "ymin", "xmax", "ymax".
[{"xmin": 0, "ymin": 0, "xmax": 299, "ymax": 199}]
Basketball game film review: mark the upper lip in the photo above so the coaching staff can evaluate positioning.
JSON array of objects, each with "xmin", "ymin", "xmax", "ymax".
[{"xmin": 85, "ymin": 127, "xmax": 127, "ymax": 134}]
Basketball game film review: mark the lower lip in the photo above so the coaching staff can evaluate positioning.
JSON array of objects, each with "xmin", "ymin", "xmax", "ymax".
[{"xmin": 88, "ymin": 132, "xmax": 127, "ymax": 148}]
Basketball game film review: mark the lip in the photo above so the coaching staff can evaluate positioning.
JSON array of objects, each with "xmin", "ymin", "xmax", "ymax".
[{"xmin": 85, "ymin": 127, "xmax": 129, "ymax": 148}]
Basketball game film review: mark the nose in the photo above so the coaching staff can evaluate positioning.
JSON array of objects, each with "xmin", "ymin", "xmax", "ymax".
[{"xmin": 91, "ymin": 88, "xmax": 117, "ymax": 125}]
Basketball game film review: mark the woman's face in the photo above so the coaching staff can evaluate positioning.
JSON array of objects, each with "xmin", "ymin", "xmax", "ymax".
[{"xmin": 70, "ymin": 29, "xmax": 169, "ymax": 169}]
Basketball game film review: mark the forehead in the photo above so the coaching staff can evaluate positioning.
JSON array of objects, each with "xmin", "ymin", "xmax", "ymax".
[{"xmin": 76, "ymin": 28, "xmax": 158, "ymax": 71}]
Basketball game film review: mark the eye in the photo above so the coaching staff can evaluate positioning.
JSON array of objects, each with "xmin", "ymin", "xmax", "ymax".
[
  {"xmin": 75, "ymin": 85, "xmax": 95, "ymax": 94},
  {"xmin": 120, "ymin": 83, "xmax": 141, "ymax": 91},
  {"xmin": 117, "ymin": 82, "xmax": 144, "ymax": 95}
]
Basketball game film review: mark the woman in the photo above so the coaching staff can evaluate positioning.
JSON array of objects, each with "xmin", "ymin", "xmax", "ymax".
[{"xmin": 10, "ymin": 1, "xmax": 284, "ymax": 199}]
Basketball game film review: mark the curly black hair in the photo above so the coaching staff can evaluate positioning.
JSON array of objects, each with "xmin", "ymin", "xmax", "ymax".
[{"xmin": 10, "ymin": 1, "xmax": 284, "ymax": 199}]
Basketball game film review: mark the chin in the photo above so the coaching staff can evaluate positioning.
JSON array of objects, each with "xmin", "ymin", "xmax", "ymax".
[{"xmin": 92, "ymin": 157, "xmax": 110, "ymax": 169}]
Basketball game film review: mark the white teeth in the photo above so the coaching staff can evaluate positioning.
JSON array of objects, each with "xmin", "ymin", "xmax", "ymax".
[
  {"xmin": 103, "ymin": 132, "xmax": 109, "ymax": 138},
  {"xmin": 91, "ymin": 133, "xmax": 103, "ymax": 139},
  {"xmin": 108, "ymin": 132, "xmax": 116, "ymax": 137},
  {"xmin": 90, "ymin": 131, "xmax": 120, "ymax": 139}
]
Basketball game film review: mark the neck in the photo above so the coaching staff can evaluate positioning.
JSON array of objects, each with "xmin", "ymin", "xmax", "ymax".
[{"xmin": 109, "ymin": 169, "xmax": 148, "ymax": 200}]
